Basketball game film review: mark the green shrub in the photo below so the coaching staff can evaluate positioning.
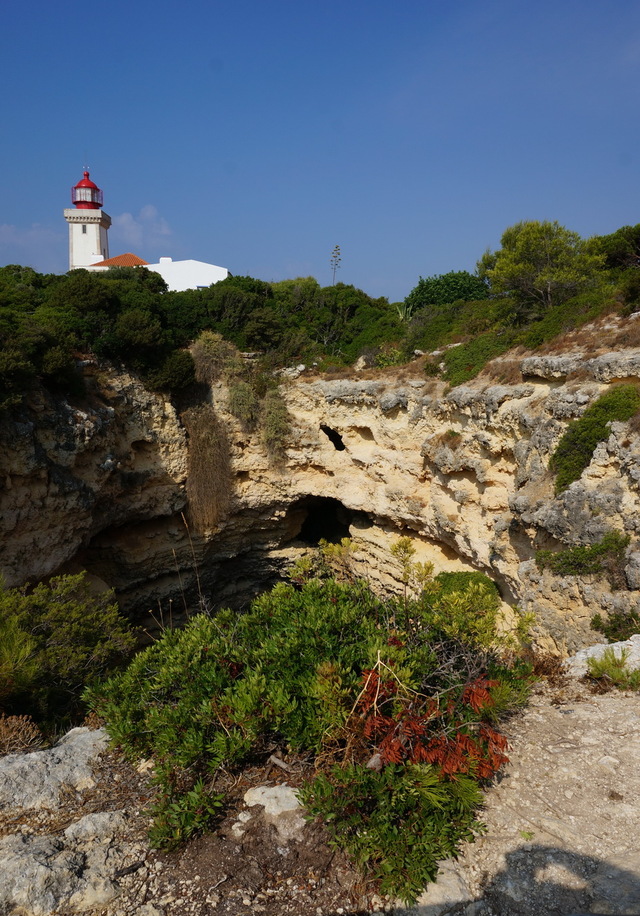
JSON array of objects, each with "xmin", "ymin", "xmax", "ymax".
[
  {"xmin": 147, "ymin": 350, "xmax": 196, "ymax": 393},
  {"xmin": 549, "ymin": 385, "xmax": 640, "ymax": 492},
  {"xmin": 40, "ymin": 345, "xmax": 82, "ymax": 392},
  {"xmin": 586, "ymin": 647, "xmax": 640, "ymax": 690},
  {"xmin": 0, "ymin": 349, "xmax": 36, "ymax": 411},
  {"xmin": 261, "ymin": 388, "xmax": 290, "ymax": 461},
  {"xmin": 535, "ymin": 530, "xmax": 630, "ymax": 588},
  {"xmin": 299, "ymin": 763, "xmax": 483, "ymax": 902},
  {"xmin": 227, "ymin": 380, "xmax": 259, "ymax": 429},
  {"xmin": 0, "ymin": 573, "xmax": 135, "ymax": 720},
  {"xmin": 148, "ymin": 778, "xmax": 224, "ymax": 849},
  {"xmin": 0, "ymin": 616, "xmax": 39, "ymax": 706},
  {"xmin": 442, "ymin": 331, "xmax": 515, "ymax": 387},
  {"xmin": 374, "ymin": 345, "xmax": 403, "ymax": 368},
  {"xmin": 87, "ymin": 568, "xmax": 531, "ymax": 899},
  {"xmin": 519, "ymin": 286, "xmax": 615, "ymax": 349},
  {"xmin": 404, "ymin": 271, "xmax": 488, "ymax": 315},
  {"xmin": 591, "ymin": 608, "xmax": 640, "ymax": 643}
]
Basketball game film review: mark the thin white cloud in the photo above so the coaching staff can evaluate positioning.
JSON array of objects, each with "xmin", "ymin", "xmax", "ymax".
[
  {"xmin": 0, "ymin": 223, "xmax": 66, "ymax": 273},
  {"xmin": 111, "ymin": 206, "xmax": 172, "ymax": 256}
]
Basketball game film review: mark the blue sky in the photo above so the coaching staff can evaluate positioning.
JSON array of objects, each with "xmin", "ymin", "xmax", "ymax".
[{"xmin": 2, "ymin": 0, "xmax": 640, "ymax": 302}]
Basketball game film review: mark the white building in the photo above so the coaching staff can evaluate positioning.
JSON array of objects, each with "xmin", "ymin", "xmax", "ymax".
[
  {"xmin": 64, "ymin": 171, "xmax": 111, "ymax": 269},
  {"xmin": 141, "ymin": 257, "xmax": 229, "ymax": 291},
  {"xmin": 64, "ymin": 171, "xmax": 229, "ymax": 291}
]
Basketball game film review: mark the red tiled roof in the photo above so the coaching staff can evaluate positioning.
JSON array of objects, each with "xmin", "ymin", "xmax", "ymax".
[{"xmin": 92, "ymin": 253, "xmax": 149, "ymax": 267}]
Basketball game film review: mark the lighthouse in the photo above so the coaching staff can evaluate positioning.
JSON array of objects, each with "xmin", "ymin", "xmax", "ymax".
[{"xmin": 64, "ymin": 170, "xmax": 111, "ymax": 270}]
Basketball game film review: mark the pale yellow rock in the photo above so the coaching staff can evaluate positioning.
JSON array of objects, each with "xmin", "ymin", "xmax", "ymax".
[{"xmin": 1, "ymin": 351, "xmax": 639, "ymax": 654}]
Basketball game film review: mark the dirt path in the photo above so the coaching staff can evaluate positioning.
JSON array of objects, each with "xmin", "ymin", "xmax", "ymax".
[{"xmin": 409, "ymin": 678, "xmax": 640, "ymax": 915}]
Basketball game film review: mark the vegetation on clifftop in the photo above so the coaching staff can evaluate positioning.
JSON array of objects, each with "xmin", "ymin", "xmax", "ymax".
[
  {"xmin": 2, "ymin": 217, "xmax": 640, "ymax": 408},
  {"xmin": 536, "ymin": 530, "xmax": 630, "ymax": 587}
]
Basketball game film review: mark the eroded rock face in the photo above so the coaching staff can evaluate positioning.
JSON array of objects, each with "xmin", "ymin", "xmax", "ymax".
[
  {"xmin": 1, "ymin": 345, "xmax": 639, "ymax": 653},
  {"xmin": 0, "ymin": 365, "xmax": 187, "ymax": 588}
]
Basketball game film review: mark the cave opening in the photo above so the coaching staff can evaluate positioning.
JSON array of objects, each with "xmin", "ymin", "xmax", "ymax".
[
  {"xmin": 284, "ymin": 495, "xmax": 357, "ymax": 546},
  {"xmin": 320, "ymin": 425, "xmax": 346, "ymax": 451}
]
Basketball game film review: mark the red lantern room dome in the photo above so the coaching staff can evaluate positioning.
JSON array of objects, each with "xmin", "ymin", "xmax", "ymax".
[{"xmin": 71, "ymin": 170, "xmax": 104, "ymax": 209}]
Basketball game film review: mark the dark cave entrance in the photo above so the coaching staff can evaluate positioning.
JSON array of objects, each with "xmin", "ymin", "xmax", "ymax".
[
  {"xmin": 284, "ymin": 496, "xmax": 358, "ymax": 546},
  {"xmin": 320, "ymin": 424, "xmax": 346, "ymax": 450}
]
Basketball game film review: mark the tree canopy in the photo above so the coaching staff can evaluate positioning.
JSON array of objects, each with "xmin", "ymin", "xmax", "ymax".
[
  {"xmin": 403, "ymin": 270, "xmax": 488, "ymax": 318},
  {"xmin": 477, "ymin": 220, "xmax": 605, "ymax": 319},
  {"xmin": 0, "ymin": 266, "xmax": 401, "ymax": 409},
  {"xmin": 591, "ymin": 223, "xmax": 640, "ymax": 272}
]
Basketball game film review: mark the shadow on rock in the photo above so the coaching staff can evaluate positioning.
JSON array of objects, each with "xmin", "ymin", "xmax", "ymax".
[{"xmin": 396, "ymin": 844, "xmax": 640, "ymax": 916}]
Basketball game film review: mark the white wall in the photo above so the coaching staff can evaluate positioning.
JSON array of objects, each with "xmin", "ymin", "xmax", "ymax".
[
  {"xmin": 143, "ymin": 258, "xmax": 229, "ymax": 292},
  {"xmin": 64, "ymin": 209, "xmax": 111, "ymax": 270}
]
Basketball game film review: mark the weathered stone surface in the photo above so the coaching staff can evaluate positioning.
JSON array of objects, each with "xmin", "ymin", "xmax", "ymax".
[
  {"xmin": 0, "ymin": 812, "xmax": 137, "ymax": 916},
  {"xmin": 0, "ymin": 728, "xmax": 108, "ymax": 810},
  {"xmin": 244, "ymin": 784, "xmax": 307, "ymax": 842},
  {"xmin": 625, "ymin": 550, "xmax": 640, "ymax": 589},
  {"xmin": 521, "ymin": 349, "xmax": 640, "ymax": 382},
  {"xmin": 0, "ymin": 368, "xmax": 186, "ymax": 588},
  {"xmin": 1, "ymin": 342, "xmax": 640, "ymax": 653}
]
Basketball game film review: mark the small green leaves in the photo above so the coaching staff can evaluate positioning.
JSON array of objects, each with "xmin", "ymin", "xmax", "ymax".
[
  {"xmin": 88, "ymin": 569, "xmax": 530, "ymax": 896},
  {"xmin": 550, "ymin": 384, "xmax": 640, "ymax": 493}
]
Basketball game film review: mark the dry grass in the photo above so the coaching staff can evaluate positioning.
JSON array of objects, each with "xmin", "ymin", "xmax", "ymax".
[
  {"xmin": 535, "ymin": 313, "xmax": 640, "ymax": 357},
  {"xmin": 628, "ymin": 410, "xmax": 640, "ymax": 436},
  {"xmin": 612, "ymin": 319, "xmax": 640, "ymax": 349},
  {"xmin": 0, "ymin": 714, "xmax": 44, "ymax": 756},
  {"xmin": 321, "ymin": 356, "xmax": 426, "ymax": 383},
  {"xmin": 523, "ymin": 652, "xmax": 569, "ymax": 687},
  {"xmin": 191, "ymin": 332, "xmax": 243, "ymax": 385},
  {"xmin": 182, "ymin": 404, "xmax": 232, "ymax": 532},
  {"xmin": 478, "ymin": 358, "xmax": 523, "ymax": 385}
]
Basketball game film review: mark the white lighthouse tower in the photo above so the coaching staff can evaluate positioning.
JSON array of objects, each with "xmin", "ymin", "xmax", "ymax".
[{"xmin": 64, "ymin": 170, "xmax": 111, "ymax": 270}]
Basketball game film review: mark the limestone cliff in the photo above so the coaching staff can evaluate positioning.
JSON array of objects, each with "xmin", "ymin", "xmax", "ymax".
[
  {"xmin": 1, "ymin": 319, "xmax": 639, "ymax": 654},
  {"xmin": 0, "ymin": 363, "xmax": 187, "ymax": 589}
]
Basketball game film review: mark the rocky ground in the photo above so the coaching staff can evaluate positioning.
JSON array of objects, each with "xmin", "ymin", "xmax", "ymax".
[{"xmin": 1, "ymin": 653, "xmax": 640, "ymax": 916}]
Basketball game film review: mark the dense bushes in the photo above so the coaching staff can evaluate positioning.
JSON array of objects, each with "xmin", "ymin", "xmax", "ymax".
[
  {"xmin": 549, "ymin": 384, "xmax": 640, "ymax": 492},
  {"xmin": 536, "ymin": 530, "xmax": 630, "ymax": 587},
  {"xmin": 441, "ymin": 331, "xmax": 516, "ymax": 387},
  {"xmin": 0, "ymin": 573, "xmax": 135, "ymax": 722},
  {"xmin": 402, "ymin": 270, "xmax": 488, "ymax": 319},
  {"xmin": 87, "ymin": 557, "xmax": 531, "ymax": 901},
  {"xmin": 0, "ymin": 267, "xmax": 404, "ymax": 406},
  {"xmin": 3, "ymin": 212, "xmax": 640, "ymax": 406}
]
